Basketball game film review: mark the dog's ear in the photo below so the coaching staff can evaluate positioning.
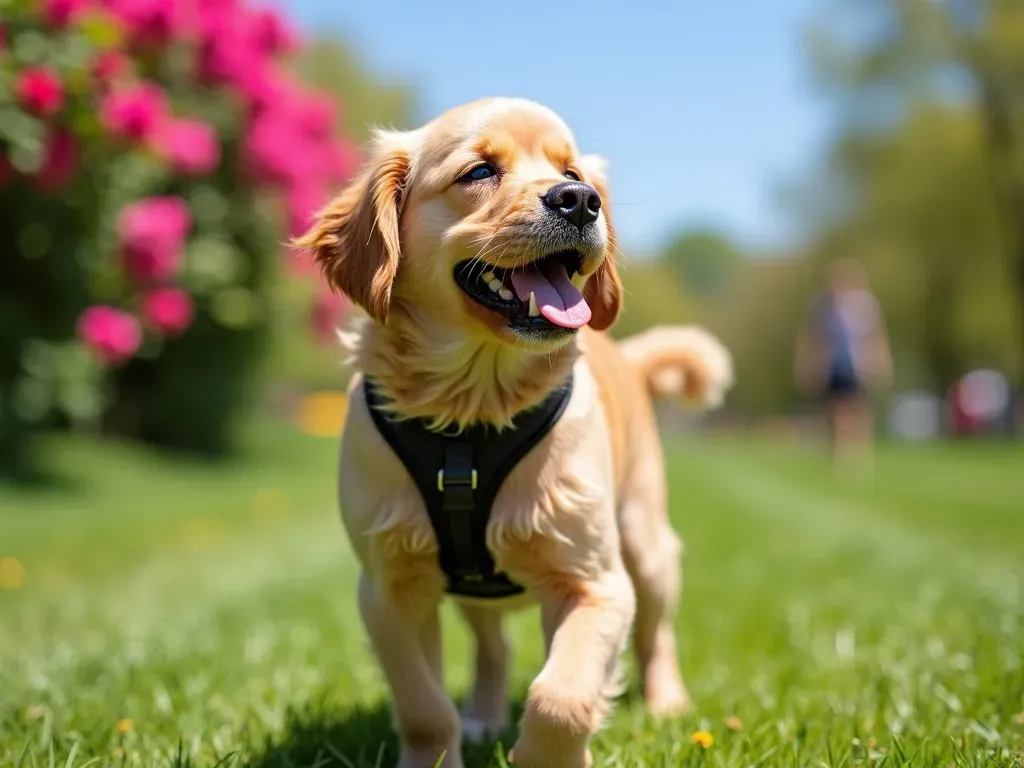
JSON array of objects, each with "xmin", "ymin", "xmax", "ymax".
[
  {"xmin": 294, "ymin": 130, "xmax": 413, "ymax": 324},
  {"xmin": 579, "ymin": 154, "xmax": 623, "ymax": 331}
]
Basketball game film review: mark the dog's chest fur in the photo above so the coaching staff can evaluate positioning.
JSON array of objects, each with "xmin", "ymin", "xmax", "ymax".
[{"xmin": 339, "ymin": 359, "xmax": 621, "ymax": 607}]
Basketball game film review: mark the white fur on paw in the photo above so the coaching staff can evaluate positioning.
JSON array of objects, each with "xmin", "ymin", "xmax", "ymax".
[{"xmin": 461, "ymin": 714, "xmax": 506, "ymax": 742}]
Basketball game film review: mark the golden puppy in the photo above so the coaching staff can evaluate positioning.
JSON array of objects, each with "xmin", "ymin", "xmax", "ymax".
[{"xmin": 296, "ymin": 98, "xmax": 733, "ymax": 768}]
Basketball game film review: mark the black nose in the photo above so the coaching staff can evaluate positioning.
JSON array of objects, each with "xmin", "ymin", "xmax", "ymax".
[{"xmin": 542, "ymin": 181, "xmax": 601, "ymax": 229}]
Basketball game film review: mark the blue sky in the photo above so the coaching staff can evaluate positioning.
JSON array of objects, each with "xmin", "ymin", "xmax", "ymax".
[{"xmin": 282, "ymin": 0, "xmax": 826, "ymax": 254}]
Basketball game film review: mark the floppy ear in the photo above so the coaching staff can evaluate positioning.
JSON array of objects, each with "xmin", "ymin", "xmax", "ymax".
[
  {"xmin": 293, "ymin": 130, "xmax": 412, "ymax": 324},
  {"xmin": 579, "ymin": 154, "xmax": 623, "ymax": 331}
]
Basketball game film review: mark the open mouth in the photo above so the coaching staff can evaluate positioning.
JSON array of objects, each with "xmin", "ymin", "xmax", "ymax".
[{"xmin": 454, "ymin": 251, "xmax": 591, "ymax": 332}]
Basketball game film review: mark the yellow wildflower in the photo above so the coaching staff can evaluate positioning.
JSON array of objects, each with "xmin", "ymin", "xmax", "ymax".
[
  {"xmin": 691, "ymin": 730, "xmax": 714, "ymax": 749},
  {"xmin": 0, "ymin": 557, "xmax": 25, "ymax": 590},
  {"xmin": 295, "ymin": 390, "xmax": 348, "ymax": 438},
  {"xmin": 115, "ymin": 719, "xmax": 133, "ymax": 734}
]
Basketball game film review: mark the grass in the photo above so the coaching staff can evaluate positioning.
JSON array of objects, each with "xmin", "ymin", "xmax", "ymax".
[{"xmin": 1, "ymin": 421, "xmax": 1023, "ymax": 767}]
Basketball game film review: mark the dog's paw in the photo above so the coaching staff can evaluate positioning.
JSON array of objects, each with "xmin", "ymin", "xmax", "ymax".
[
  {"xmin": 508, "ymin": 746, "xmax": 592, "ymax": 768},
  {"xmin": 644, "ymin": 678, "xmax": 691, "ymax": 719}
]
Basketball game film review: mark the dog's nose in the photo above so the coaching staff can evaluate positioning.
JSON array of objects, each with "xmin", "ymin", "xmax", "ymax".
[{"xmin": 542, "ymin": 181, "xmax": 601, "ymax": 229}]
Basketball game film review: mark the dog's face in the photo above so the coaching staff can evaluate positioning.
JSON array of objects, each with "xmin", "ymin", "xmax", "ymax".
[{"xmin": 297, "ymin": 98, "xmax": 623, "ymax": 351}]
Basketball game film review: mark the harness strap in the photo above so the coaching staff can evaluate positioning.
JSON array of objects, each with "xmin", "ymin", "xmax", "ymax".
[{"xmin": 363, "ymin": 375, "xmax": 574, "ymax": 599}]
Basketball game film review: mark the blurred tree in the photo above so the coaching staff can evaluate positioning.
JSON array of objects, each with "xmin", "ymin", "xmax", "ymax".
[
  {"xmin": 613, "ymin": 258, "xmax": 698, "ymax": 340},
  {"xmin": 800, "ymin": 0, "xmax": 1024, "ymax": 390},
  {"xmin": 662, "ymin": 226, "xmax": 742, "ymax": 297}
]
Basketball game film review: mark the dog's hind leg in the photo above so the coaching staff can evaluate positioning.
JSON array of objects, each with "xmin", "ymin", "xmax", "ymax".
[
  {"xmin": 619, "ymin": 451, "xmax": 690, "ymax": 718},
  {"xmin": 458, "ymin": 603, "xmax": 510, "ymax": 741}
]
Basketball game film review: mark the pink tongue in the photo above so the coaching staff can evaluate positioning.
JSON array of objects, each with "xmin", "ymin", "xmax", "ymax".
[{"xmin": 510, "ymin": 261, "xmax": 592, "ymax": 328}]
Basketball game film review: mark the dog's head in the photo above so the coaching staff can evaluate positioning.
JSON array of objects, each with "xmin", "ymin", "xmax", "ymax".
[{"xmin": 296, "ymin": 98, "xmax": 622, "ymax": 352}]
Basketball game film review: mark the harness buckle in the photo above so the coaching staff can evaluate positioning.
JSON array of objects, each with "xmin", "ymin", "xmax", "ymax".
[{"xmin": 437, "ymin": 468, "xmax": 478, "ymax": 491}]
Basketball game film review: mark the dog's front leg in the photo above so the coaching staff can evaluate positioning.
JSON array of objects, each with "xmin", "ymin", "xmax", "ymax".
[
  {"xmin": 510, "ymin": 568, "xmax": 636, "ymax": 768},
  {"xmin": 357, "ymin": 574, "xmax": 462, "ymax": 768}
]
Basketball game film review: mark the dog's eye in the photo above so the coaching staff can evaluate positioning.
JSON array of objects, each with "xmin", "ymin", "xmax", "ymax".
[
  {"xmin": 564, "ymin": 170, "xmax": 581, "ymax": 181},
  {"xmin": 461, "ymin": 163, "xmax": 496, "ymax": 182}
]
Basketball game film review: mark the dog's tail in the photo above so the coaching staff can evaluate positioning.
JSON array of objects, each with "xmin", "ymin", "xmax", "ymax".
[{"xmin": 618, "ymin": 325, "xmax": 735, "ymax": 409}]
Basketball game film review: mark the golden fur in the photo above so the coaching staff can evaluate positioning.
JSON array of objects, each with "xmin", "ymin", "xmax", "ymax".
[{"xmin": 295, "ymin": 97, "xmax": 733, "ymax": 768}]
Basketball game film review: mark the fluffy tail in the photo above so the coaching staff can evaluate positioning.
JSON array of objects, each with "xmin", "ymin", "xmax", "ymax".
[{"xmin": 618, "ymin": 325, "xmax": 735, "ymax": 410}]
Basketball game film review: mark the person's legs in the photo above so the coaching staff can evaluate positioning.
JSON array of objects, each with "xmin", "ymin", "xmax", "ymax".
[{"xmin": 829, "ymin": 391, "xmax": 874, "ymax": 477}]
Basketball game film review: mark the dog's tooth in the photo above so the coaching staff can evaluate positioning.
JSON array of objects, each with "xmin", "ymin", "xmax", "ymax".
[
  {"xmin": 499, "ymin": 287, "xmax": 513, "ymax": 301},
  {"xmin": 482, "ymin": 271, "xmax": 495, "ymax": 283},
  {"xmin": 488, "ymin": 279, "xmax": 502, "ymax": 292},
  {"xmin": 528, "ymin": 292, "xmax": 540, "ymax": 317}
]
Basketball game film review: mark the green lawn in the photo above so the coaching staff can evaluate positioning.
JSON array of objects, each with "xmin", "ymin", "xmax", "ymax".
[{"xmin": 2, "ymin": 424, "xmax": 1023, "ymax": 767}]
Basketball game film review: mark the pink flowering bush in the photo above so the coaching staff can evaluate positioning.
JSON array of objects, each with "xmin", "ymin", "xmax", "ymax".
[{"xmin": 1, "ymin": 0, "xmax": 357, "ymax": 474}]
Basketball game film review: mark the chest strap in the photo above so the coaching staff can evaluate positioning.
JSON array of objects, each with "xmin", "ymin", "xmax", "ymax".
[{"xmin": 363, "ymin": 375, "xmax": 574, "ymax": 599}]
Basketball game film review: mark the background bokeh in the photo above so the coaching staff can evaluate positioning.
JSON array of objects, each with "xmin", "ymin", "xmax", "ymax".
[{"xmin": 1, "ymin": 2, "xmax": 1022, "ymax": 767}]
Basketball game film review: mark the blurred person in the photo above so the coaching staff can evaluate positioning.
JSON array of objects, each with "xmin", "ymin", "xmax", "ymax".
[{"xmin": 794, "ymin": 258, "xmax": 892, "ymax": 473}]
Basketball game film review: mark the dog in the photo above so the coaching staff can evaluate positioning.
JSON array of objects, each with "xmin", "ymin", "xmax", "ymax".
[{"xmin": 295, "ymin": 97, "xmax": 734, "ymax": 768}]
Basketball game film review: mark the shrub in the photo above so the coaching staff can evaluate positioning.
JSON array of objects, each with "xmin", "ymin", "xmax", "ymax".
[{"xmin": 0, "ymin": 0, "xmax": 354, "ymax": 477}]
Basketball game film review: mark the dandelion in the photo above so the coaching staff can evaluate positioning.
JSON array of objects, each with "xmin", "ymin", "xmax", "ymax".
[
  {"xmin": 0, "ymin": 557, "xmax": 25, "ymax": 590},
  {"xmin": 691, "ymin": 730, "xmax": 714, "ymax": 749},
  {"xmin": 295, "ymin": 390, "xmax": 348, "ymax": 438},
  {"xmin": 115, "ymin": 718, "xmax": 133, "ymax": 734},
  {"xmin": 725, "ymin": 716, "xmax": 743, "ymax": 731}
]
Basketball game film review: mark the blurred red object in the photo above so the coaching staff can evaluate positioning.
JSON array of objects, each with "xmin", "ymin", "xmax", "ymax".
[
  {"xmin": 102, "ymin": 0, "xmax": 184, "ymax": 48},
  {"xmin": 77, "ymin": 306, "xmax": 142, "ymax": 366},
  {"xmin": 157, "ymin": 118, "xmax": 221, "ymax": 176},
  {"xmin": 33, "ymin": 129, "xmax": 77, "ymax": 192},
  {"xmin": 118, "ymin": 197, "xmax": 192, "ymax": 284},
  {"xmin": 16, "ymin": 67, "xmax": 64, "ymax": 117},
  {"xmin": 41, "ymin": 0, "xmax": 88, "ymax": 29},
  {"xmin": 141, "ymin": 287, "xmax": 194, "ymax": 337},
  {"xmin": 100, "ymin": 82, "xmax": 169, "ymax": 144},
  {"xmin": 92, "ymin": 50, "xmax": 130, "ymax": 89}
]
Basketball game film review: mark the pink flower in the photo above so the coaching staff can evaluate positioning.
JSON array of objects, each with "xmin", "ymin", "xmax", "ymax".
[
  {"xmin": 32, "ymin": 129, "xmax": 77, "ymax": 191},
  {"xmin": 157, "ymin": 119, "xmax": 220, "ymax": 176},
  {"xmin": 41, "ymin": 0, "xmax": 88, "ymax": 28},
  {"xmin": 298, "ymin": 95, "xmax": 335, "ymax": 141},
  {"xmin": 247, "ymin": 8, "xmax": 298, "ymax": 56},
  {"xmin": 243, "ymin": 111, "xmax": 310, "ymax": 185},
  {"xmin": 93, "ymin": 50, "xmax": 130, "ymax": 88},
  {"xmin": 309, "ymin": 289, "xmax": 347, "ymax": 344},
  {"xmin": 16, "ymin": 67, "xmax": 64, "ymax": 117},
  {"xmin": 100, "ymin": 82, "xmax": 168, "ymax": 144},
  {"xmin": 76, "ymin": 306, "xmax": 142, "ymax": 365},
  {"xmin": 117, "ymin": 197, "xmax": 191, "ymax": 284},
  {"xmin": 141, "ymin": 287, "xmax": 194, "ymax": 336},
  {"xmin": 197, "ymin": 8, "xmax": 290, "ymax": 108},
  {"xmin": 197, "ymin": 16, "xmax": 259, "ymax": 88},
  {"xmin": 102, "ymin": 0, "xmax": 187, "ymax": 48}
]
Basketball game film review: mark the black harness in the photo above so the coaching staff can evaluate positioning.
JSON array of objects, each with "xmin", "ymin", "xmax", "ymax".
[{"xmin": 364, "ymin": 374, "xmax": 574, "ymax": 599}]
